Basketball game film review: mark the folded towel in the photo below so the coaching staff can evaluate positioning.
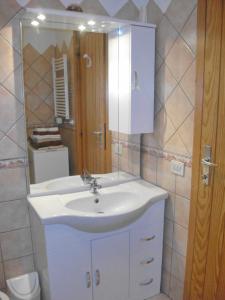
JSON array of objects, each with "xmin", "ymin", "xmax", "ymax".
[{"xmin": 32, "ymin": 127, "xmax": 60, "ymax": 135}]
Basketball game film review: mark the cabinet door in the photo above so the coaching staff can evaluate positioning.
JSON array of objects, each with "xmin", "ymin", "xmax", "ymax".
[
  {"xmin": 131, "ymin": 25, "xmax": 155, "ymax": 134},
  {"xmin": 45, "ymin": 225, "xmax": 92, "ymax": 300},
  {"xmin": 92, "ymin": 232, "xmax": 130, "ymax": 300}
]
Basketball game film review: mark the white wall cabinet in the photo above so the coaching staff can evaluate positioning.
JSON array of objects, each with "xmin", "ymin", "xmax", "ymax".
[
  {"xmin": 31, "ymin": 200, "xmax": 165, "ymax": 300},
  {"xmin": 108, "ymin": 25, "xmax": 155, "ymax": 134}
]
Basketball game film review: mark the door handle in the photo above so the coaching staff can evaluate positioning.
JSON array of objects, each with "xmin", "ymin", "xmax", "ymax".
[
  {"xmin": 201, "ymin": 145, "xmax": 217, "ymax": 185},
  {"xmin": 95, "ymin": 269, "xmax": 100, "ymax": 286},
  {"xmin": 92, "ymin": 131, "xmax": 103, "ymax": 135},
  {"xmin": 201, "ymin": 159, "xmax": 217, "ymax": 167},
  {"xmin": 86, "ymin": 272, "xmax": 91, "ymax": 288}
]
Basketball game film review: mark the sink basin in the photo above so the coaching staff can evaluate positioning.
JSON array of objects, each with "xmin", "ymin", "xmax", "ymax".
[
  {"xmin": 65, "ymin": 192, "xmax": 137, "ymax": 214},
  {"xmin": 28, "ymin": 180, "xmax": 168, "ymax": 233}
]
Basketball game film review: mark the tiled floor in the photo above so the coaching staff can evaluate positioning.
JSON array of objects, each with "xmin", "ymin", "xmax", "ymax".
[{"xmin": 150, "ymin": 293, "xmax": 170, "ymax": 300}]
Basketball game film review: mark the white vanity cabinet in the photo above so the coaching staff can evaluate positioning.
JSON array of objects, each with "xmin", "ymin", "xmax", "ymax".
[
  {"xmin": 45, "ymin": 227, "xmax": 130, "ymax": 300},
  {"xmin": 30, "ymin": 200, "xmax": 165, "ymax": 300},
  {"xmin": 108, "ymin": 24, "xmax": 155, "ymax": 134}
]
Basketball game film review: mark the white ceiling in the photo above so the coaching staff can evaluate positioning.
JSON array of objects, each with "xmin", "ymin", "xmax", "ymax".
[{"xmin": 16, "ymin": 0, "xmax": 172, "ymax": 16}]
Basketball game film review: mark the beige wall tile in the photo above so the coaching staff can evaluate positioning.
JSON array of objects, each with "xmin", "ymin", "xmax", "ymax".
[
  {"xmin": 147, "ymin": 0, "xmax": 163, "ymax": 26},
  {"xmin": 0, "ymin": 35, "xmax": 21, "ymax": 83},
  {"xmin": 156, "ymin": 63, "xmax": 177, "ymax": 105},
  {"xmin": 0, "ymin": 1, "xmax": 20, "ymax": 30},
  {"xmin": 180, "ymin": 60, "xmax": 196, "ymax": 106},
  {"xmin": 165, "ymin": 193, "xmax": 175, "ymax": 221},
  {"xmin": 7, "ymin": 116, "xmax": 26, "ymax": 150},
  {"xmin": 115, "ymin": 0, "xmax": 139, "ymax": 21},
  {"xmin": 157, "ymin": 157, "xmax": 176, "ymax": 193},
  {"xmin": 176, "ymin": 166, "xmax": 192, "ymax": 199},
  {"xmin": 178, "ymin": 111, "xmax": 194, "ymax": 155},
  {"xmin": 0, "ymin": 167, "xmax": 27, "ymax": 202},
  {"xmin": 0, "ymin": 85, "xmax": 24, "ymax": 134},
  {"xmin": 154, "ymin": 109, "xmax": 176, "ymax": 149},
  {"xmin": 161, "ymin": 269, "xmax": 170, "ymax": 296},
  {"xmin": 0, "ymin": 228, "xmax": 33, "ymax": 260},
  {"xmin": 0, "ymin": 136, "xmax": 26, "ymax": 160},
  {"xmin": 164, "ymin": 218, "xmax": 174, "ymax": 248},
  {"xmin": 156, "ymin": 16, "xmax": 179, "ymax": 59},
  {"xmin": 173, "ymin": 224, "xmax": 188, "ymax": 256},
  {"xmin": 181, "ymin": 7, "xmax": 197, "ymax": 54},
  {"xmin": 0, "ymin": 13, "xmax": 22, "ymax": 53},
  {"xmin": 162, "ymin": 243, "xmax": 173, "ymax": 273},
  {"xmin": 165, "ymin": 85, "xmax": 193, "ymax": 130},
  {"xmin": 141, "ymin": 152, "xmax": 157, "ymax": 184},
  {"xmin": 171, "ymin": 250, "xmax": 186, "ymax": 283},
  {"xmin": 166, "ymin": 37, "xmax": 194, "ymax": 82},
  {"xmin": 2, "ymin": 64, "xmax": 24, "ymax": 103},
  {"xmin": 164, "ymin": 132, "xmax": 190, "ymax": 157},
  {"xmin": 166, "ymin": 0, "xmax": 197, "ymax": 32},
  {"xmin": 0, "ymin": 199, "xmax": 29, "ymax": 233},
  {"xmin": 81, "ymin": 0, "xmax": 108, "ymax": 16},
  {"xmin": 175, "ymin": 195, "xmax": 190, "ymax": 229},
  {"xmin": 169, "ymin": 274, "xmax": 184, "ymax": 300},
  {"xmin": 3, "ymin": 255, "xmax": 34, "ymax": 280}
]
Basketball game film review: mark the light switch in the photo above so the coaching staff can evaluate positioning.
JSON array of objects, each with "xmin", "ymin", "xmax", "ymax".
[{"xmin": 171, "ymin": 160, "xmax": 185, "ymax": 176}]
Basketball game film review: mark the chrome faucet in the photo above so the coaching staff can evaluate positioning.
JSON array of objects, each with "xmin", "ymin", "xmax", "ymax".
[
  {"xmin": 81, "ymin": 169, "xmax": 93, "ymax": 184},
  {"xmin": 89, "ymin": 177, "xmax": 102, "ymax": 194}
]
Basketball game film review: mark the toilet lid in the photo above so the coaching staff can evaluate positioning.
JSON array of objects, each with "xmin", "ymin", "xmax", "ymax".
[{"xmin": 9, "ymin": 273, "xmax": 38, "ymax": 296}]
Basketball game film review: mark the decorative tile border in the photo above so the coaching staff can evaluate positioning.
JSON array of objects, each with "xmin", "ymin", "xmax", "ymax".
[
  {"xmin": 0, "ymin": 158, "xmax": 27, "ymax": 169},
  {"xmin": 141, "ymin": 145, "xmax": 192, "ymax": 167}
]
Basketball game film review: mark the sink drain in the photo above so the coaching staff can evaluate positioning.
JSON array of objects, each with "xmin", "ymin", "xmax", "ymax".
[{"xmin": 97, "ymin": 211, "xmax": 104, "ymax": 214}]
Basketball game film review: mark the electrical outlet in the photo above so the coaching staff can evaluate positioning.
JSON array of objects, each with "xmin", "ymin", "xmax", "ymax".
[{"xmin": 171, "ymin": 160, "xmax": 185, "ymax": 176}]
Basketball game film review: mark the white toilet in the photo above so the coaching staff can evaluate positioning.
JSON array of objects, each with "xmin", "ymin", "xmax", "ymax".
[
  {"xmin": 0, "ymin": 290, "xmax": 9, "ymax": 300},
  {"xmin": 6, "ymin": 272, "xmax": 40, "ymax": 300}
]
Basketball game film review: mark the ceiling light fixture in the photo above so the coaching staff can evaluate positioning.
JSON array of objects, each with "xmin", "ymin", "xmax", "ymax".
[
  {"xmin": 37, "ymin": 14, "xmax": 46, "ymax": 21},
  {"xmin": 78, "ymin": 24, "xmax": 86, "ymax": 31},
  {"xmin": 31, "ymin": 20, "xmax": 39, "ymax": 27},
  {"xmin": 88, "ymin": 20, "xmax": 96, "ymax": 26},
  {"xmin": 101, "ymin": 24, "xmax": 106, "ymax": 28}
]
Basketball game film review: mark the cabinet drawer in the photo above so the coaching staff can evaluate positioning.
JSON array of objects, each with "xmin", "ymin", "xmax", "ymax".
[
  {"xmin": 130, "ymin": 262, "xmax": 161, "ymax": 300},
  {"xmin": 131, "ymin": 222, "xmax": 164, "ymax": 260}
]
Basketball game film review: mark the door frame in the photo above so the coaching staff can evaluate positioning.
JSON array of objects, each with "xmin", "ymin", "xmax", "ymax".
[{"xmin": 184, "ymin": 0, "xmax": 224, "ymax": 299}]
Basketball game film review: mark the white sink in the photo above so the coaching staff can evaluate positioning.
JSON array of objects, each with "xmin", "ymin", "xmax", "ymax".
[{"xmin": 28, "ymin": 180, "xmax": 168, "ymax": 233}]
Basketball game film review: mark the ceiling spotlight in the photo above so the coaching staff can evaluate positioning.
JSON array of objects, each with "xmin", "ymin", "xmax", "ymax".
[
  {"xmin": 88, "ymin": 20, "xmax": 96, "ymax": 26},
  {"xmin": 37, "ymin": 14, "xmax": 46, "ymax": 21},
  {"xmin": 31, "ymin": 20, "xmax": 39, "ymax": 27},
  {"xmin": 101, "ymin": 24, "xmax": 106, "ymax": 28},
  {"xmin": 78, "ymin": 24, "xmax": 86, "ymax": 31}
]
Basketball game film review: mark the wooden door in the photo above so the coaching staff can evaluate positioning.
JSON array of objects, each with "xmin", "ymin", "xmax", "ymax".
[
  {"xmin": 92, "ymin": 232, "xmax": 130, "ymax": 300},
  {"xmin": 184, "ymin": 0, "xmax": 225, "ymax": 299},
  {"xmin": 80, "ymin": 32, "xmax": 111, "ymax": 174}
]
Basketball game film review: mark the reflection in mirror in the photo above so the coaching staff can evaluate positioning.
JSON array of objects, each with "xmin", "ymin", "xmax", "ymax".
[{"xmin": 21, "ymin": 10, "xmax": 141, "ymax": 195}]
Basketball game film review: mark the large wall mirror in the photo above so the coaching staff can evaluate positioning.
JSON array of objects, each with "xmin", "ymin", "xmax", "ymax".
[{"xmin": 21, "ymin": 9, "xmax": 141, "ymax": 195}]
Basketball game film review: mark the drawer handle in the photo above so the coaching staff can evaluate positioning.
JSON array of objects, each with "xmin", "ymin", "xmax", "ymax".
[
  {"xmin": 140, "ymin": 257, "xmax": 154, "ymax": 265},
  {"xmin": 141, "ymin": 235, "xmax": 156, "ymax": 242},
  {"xmin": 140, "ymin": 278, "xmax": 154, "ymax": 286}
]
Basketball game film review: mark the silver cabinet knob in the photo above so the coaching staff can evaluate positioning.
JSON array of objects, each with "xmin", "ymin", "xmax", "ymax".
[
  {"xmin": 140, "ymin": 235, "xmax": 156, "ymax": 242},
  {"xmin": 140, "ymin": 257, "xmax": 154, "ymax": 265},
  {"xmin": 86, "ymin": 272, "xmax": 91, "ymax": 288},
  {"xmin": 95, "ymin": 269, "xmax": 100, "ymax": 286},
  {"xmin": 140, "ymin": 278, "xmax": 154, "ymax": 286}
]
